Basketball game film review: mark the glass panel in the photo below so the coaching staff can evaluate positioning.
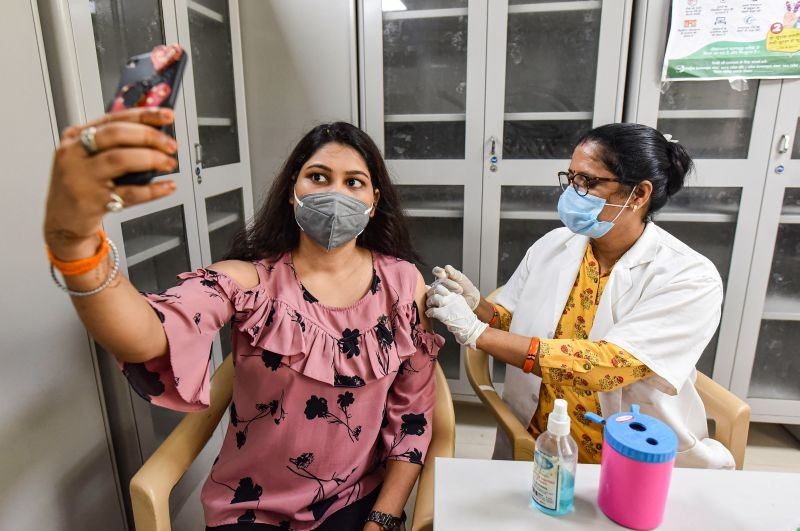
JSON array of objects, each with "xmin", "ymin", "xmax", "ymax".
[
  {"xmin": 497, "ymin": 186, "xmax": 561, "ymax": 286},
  {"xmin": 749, "ymin": 189, "xmax": 800, "ymax": 400},
  {"xmin": 188, "ymin": 0, "xmax": 240, "ymax": 167},
  {"xmin": 91, "ymin": 0, "xmax": 165, "ymax": 106},
  {"xmin": 765, "ymin": 194, "xmax": 800, "ymax": 305},
  {"xmin": 657, "ymin": 80, "xmax": 759, "ymax": 159},
  {"xmin": 656, "ymin": 187, "xmax": 741, "ymax": 285},
  {"xmin": 749, "ymin": 320, "xmax": 800, "ymax": 400},
  {"xmin": 504, "ymin": 10, "xmax": 600, "ymax": 113},
  {"xmin": 385, "ymin": 122, "xmax": 466, "ymax": 159},
  {"xmin": 122, "ymin": 206, "xmax": 191, "ymax": 293},
  {"xmin": 398, "ymin": 185, "xmax": 464, "ymax": 380},
  {"xmin": 502, "ymin": 5, "xmax": 601, "ymax": 160},
  {"xmin": 206, "ymin": 189, "xmax": 246, "ymax": 263},
  {"xmin": 503, "ymin": 120, "xmax": 591, "ymax": 159},
  {"xmin": 793, "ymin": 118, "xmax": 800, "ymax": 159},
  {"xmin": 206, "ymin": 189, "xmax": 246, "ymax": 357},
  {"xmin": 383, "ymin": 12, "xmax": 467, "ymax": 159}
]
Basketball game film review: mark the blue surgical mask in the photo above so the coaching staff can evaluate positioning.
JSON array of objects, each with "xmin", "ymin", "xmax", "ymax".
[{"xmin": 557, "ymin": 186, "xmax": 635, "ymax": 239}]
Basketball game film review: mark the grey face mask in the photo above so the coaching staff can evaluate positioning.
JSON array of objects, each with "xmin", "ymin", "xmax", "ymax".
[{"xmin": 293, "ymin": 190, "xmax": 373, "ymax": 251}]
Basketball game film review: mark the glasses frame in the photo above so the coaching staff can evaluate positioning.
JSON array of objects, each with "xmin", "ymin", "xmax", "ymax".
[{"xmin": 558, "ymin": 171, "xmax": 619, "ymax": 197}]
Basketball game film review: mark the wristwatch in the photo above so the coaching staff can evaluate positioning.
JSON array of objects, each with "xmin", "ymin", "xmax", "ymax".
[{"xmin": 366, "ymin": 510, "xmax": 403, "ymax": 531}]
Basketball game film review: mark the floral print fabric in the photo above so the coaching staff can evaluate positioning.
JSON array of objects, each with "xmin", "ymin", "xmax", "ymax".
[
  {"xmin": 119, "ymin": 253, "xmax": 442, "ymax": 529},
  {"xmin": 496, "ymin": 245, "xmax": 652, "ymax": 464}
]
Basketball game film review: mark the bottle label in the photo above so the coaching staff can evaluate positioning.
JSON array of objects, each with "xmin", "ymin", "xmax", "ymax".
[{"xmin": 532, "ymin": 449, "xmax": 560, "ymax": 510}]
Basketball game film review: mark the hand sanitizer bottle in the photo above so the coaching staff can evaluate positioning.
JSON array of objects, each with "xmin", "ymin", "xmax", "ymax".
[{"xmin": 531, "ymin": 398, "xmax": 578, "ymax": 516}]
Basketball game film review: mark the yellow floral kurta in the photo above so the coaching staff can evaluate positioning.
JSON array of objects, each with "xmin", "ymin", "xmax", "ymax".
[{"xmin": 495, "ymin": 244, "xmax": 653, "ymax": 463}]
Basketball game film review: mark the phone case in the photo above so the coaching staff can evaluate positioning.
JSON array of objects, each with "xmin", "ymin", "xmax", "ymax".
[{"xmin": 107, "ymin": 44, "xmax": 187, "ymax": 186}]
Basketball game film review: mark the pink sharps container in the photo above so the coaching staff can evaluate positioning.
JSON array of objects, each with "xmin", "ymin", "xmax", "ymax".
[{"xmin": 584, "ymin": 405, "xmax": 678, "ymax": 530}]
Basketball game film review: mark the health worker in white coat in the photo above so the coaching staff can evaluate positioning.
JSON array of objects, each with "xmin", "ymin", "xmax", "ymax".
[{"xmin": 426, "ymin": 123, "xmax": 734, "ymax": 469}]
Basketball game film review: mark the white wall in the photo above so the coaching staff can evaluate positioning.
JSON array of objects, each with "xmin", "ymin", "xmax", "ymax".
[
  {"xmin": 0, "ymin": 2, "xmax": 126, "ymax": 529},
  {"xmin": 239, "ymin": 0, "xmax": 359, "ymax": 206}
]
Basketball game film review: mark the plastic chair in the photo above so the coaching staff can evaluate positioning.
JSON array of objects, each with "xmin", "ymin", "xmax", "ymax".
[
  {"xmin": 130, "ymin": 355, "xmax": 455, "ymax": 531},
  {"xmin": 464, "ymin": 288, "xmax": 751, "ymax": 470}
]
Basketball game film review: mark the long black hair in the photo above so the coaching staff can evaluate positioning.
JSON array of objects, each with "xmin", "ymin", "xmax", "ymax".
[
  {"xmin": 225, "ymin": 122, "xmax": 420, "ymax": 264},
  {"xmin": 577, "ymin": 123, "xmax": 694, "ymax": 215}
]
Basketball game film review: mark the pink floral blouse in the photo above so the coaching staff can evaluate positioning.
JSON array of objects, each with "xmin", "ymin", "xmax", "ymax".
[{"xmin": 119, "ymin": 252, "xmax": 443, "ymax": 529}]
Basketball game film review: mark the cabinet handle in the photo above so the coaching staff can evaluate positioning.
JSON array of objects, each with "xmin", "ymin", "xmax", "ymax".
[
  {"xmin": 194, "ymin": 142, "xmax": 203, "ymax": 164},
  {"xmin": 489, "ymin": 136, "xmax": 497, "ymax": 156},
  {"xmin": 778, "ymin": 134, "xmax": 791, "ymax": 154}
]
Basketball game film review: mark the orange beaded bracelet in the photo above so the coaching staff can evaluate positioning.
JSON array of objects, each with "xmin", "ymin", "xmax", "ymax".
[
  {"xmin": 487, "ymin": 303, "xmax": 500, "ymax": 327},
  {"xmin": 522, "ymin": 337, "xmax": 540, "ymax": 374},
  {"xmin": 47, "ymin": 229, "xmax": 109, "ymax": 276}
]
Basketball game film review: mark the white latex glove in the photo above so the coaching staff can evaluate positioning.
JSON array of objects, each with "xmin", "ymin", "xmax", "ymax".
[
  {"xmin": 431, "ymin": 265, "xmax": 481, "ymax": 311},
  {"xmin": 425, "ymin": 284, "xmax": 488, "ymax": 349}
]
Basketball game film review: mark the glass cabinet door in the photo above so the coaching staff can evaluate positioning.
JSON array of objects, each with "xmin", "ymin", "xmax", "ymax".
[
  {"xmin": 177, "ymin": 0, "xmax": 253, "ymax": 272},
  {"xmin": 91, "ymin": 0, "xmax": 166, "ymax": 107},
  {"xmin": 480, "ymin": 0, "xmax": 631, "ymax": 297},
  {"xmin": 749, "ymin": 188, "xmax": 800, "ymax": 402},
  {"xmin": 501, "ymin": 2, "xmax": 602, "ymax": 160},
  {"xmin": 734, "ymin": 79, "xmax": 800, "ymax": 421},
  {"xmin": 398, "ymin": 185, "xmax": 466, "ymax": 386},
  {"xmin": 185, "ymin": 0, "xmax": 240, "ymax": 168},
  {"xmin": 626, "ymin": 0, "xmax": 781, "ymax": 386},
  {"xmin": 362, "ymin": 1, "xmax": 487, "ymax": 396}
]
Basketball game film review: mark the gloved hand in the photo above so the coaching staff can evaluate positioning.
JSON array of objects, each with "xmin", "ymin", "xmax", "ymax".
[
  {"xmin": 425, "ymin": 284, "xmax": 488, "ymax": 349},
  {"xmin": 431, "ymin": 265, "xmax": 481, "ymax": 311}
]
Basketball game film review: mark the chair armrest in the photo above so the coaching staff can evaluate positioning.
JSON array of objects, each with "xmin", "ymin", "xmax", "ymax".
[
  {"xmin": 411, "ymin": 363, "xmax": 455, "ymax": 531},
  {"xmin": 694, "ymin": 372, "xmax": 751, "ymax": 470},
  {"xmin": 130, "ymin": 355, "xmax": 235, "ymax": 531},
  {"xmin": 464, "ymin": 346, "xmax": 535, "ymax": 461}
]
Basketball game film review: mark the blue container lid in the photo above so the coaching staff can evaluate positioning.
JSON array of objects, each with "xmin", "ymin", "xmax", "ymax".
[{"xmin": 587, "ymin": 405, "xmax": 678, "ymax": 463}]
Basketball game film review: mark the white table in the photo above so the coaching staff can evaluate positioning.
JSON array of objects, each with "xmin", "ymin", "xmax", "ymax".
[{"xmin": 434, "ymin": 458, "xmax": 800, "ymax": 530}]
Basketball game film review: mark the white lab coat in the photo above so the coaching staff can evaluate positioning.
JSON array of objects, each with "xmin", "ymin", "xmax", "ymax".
[{"xmin": 493, "ymin": 223, "xmax": 735, "ymax": 469}]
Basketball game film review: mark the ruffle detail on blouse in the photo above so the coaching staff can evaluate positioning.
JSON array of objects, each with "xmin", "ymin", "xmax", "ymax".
[
  {"xmin": 234, "ymin": 294, "xmax": 434, "ymax": 387},
  {"xmin": 176, "ymin": 267, "xmax": 263, "ymax": 314}
]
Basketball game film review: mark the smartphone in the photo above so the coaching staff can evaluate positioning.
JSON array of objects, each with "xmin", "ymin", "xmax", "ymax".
[{"xmin": 106, "ymin": 44, "xmax": 187, "ymax": 186}]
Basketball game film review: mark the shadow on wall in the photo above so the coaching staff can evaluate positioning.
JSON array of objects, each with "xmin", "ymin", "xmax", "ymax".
[{"xmin": 0, "ymin": 381, "xmax": 125, "ymax": 530}]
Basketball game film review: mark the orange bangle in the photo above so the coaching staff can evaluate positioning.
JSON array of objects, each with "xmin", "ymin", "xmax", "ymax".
[
  {"xmin": 522, "ymin": 337, "xmax": 540, "ymax": 374},
  {"xmin": 47, "ymin": 229, "xmax": 109, "ymax": 276},
  {"xmin": 487, "ymin": 303, "xmax": 499, "ymax": 327}
]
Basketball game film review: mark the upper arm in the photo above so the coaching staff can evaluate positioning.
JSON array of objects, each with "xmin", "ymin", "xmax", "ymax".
[
  {"xmin": 415, "ymin": 269, "xmax": 433, "ymax": 332},
  {"xmin": 208, "ymin": 260, "xmax": 260, "ymax": 290}
]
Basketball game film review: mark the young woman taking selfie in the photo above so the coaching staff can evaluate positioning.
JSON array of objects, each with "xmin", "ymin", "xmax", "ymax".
[{"xmin": 44, "ymin": 108, "xmax": 441, "ymax": 531}]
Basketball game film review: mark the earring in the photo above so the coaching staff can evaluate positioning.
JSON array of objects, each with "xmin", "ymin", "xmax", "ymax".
[{"xmin": 633, "ymin": 204, "xmax": 639, "ymax": 212}]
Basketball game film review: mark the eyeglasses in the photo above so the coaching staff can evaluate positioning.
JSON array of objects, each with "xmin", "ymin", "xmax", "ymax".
[{"xmin": 558, "ymin": 171, "xmax": 619, "ymax": 197}]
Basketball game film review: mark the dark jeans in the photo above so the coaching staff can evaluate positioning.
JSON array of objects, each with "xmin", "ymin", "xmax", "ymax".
[{"xmin": 207, "ymin": 484, "xmax": 389, "ymax": 531}]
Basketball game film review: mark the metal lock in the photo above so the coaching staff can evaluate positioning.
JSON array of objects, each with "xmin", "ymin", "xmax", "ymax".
[{"xmin": 775, "ymin": 164, "xmax": 785, "ymax": 175}]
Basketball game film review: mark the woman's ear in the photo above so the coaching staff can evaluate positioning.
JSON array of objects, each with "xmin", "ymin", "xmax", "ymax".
[
  {"xmin": 634, "ymin": 180, "xmax": 653, "ymax": 211},
  {"xmin": 371, "ymin": 188, "xmax": 380, "ymax": 218}
]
